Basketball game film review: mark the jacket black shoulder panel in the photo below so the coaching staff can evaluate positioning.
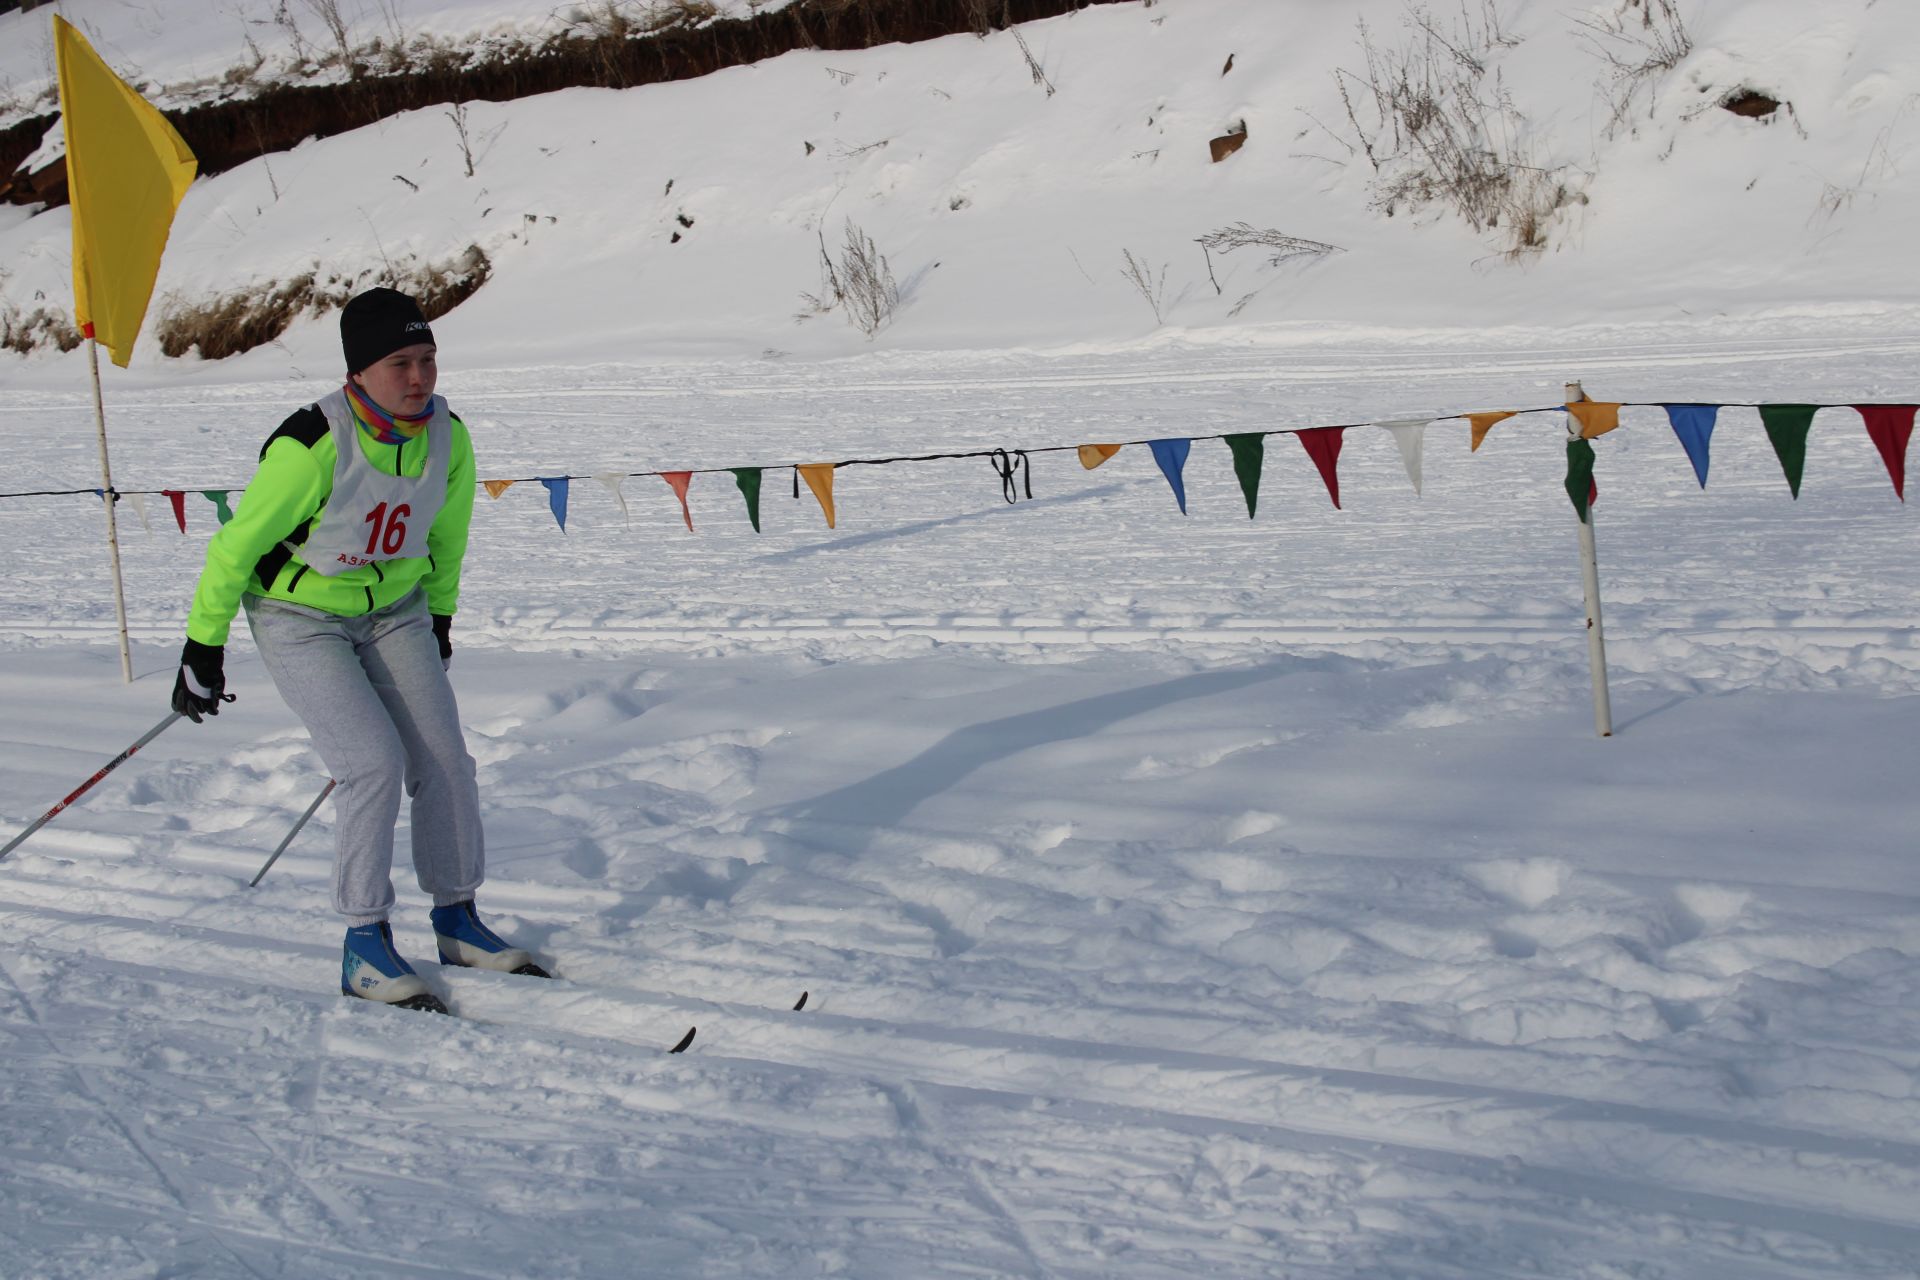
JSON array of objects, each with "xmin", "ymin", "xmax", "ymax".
[{"xmin": 259, "ymin": 405, "xmax": 329, "ymax": 461}]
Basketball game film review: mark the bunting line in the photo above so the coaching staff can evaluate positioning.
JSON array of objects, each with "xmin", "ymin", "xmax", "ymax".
[
  {"xmin": 6, "ymin": 401, "xmax": 1913, "ymax": 510},
  {"xmin": 0, "ymin": 407, "xmax": 1571, "ymax": 499}
]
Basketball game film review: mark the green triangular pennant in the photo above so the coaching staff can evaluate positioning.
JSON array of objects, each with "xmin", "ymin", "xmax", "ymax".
[
  {"xmin": 1758, "ymin": 404, "xmax": 1818, "ymax": 499},
  {"xmin": 1564, "ymin": 438, "xmax": 1596, "ymax": 524},
  {"xmin": 1225, "ymin": 434, "xmax": 1265, "ymax": 519},
  {"xmin": 731, "ymin": 467, "xmax": 763, "ymax": 532},
  {"xmin": 200, "ymin": 489, "xmax": 234, "ymax": 525}
]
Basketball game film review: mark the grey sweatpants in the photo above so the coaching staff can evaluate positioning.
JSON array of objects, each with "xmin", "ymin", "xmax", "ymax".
[{"xmin": 244, "ymin": 588, "xmax": 483, "ymax": 925}]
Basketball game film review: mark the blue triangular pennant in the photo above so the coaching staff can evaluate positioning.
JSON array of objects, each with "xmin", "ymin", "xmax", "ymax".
[
  {"xmin": 1663, "ymin": 404, "xmax": 1719, "ymax": 489},
  {"xmin": 540, "ymin": 477, "xmax": 570, "ymax": 532},
  {"xmin": 1148, "ymin": 438, "xmax": 1192, "ymax": 514}
]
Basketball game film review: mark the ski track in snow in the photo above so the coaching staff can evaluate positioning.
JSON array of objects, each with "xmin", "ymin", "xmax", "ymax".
[{"xmin": 2, "ymin": 339, "xmax": 1918, "ymax": 1276}]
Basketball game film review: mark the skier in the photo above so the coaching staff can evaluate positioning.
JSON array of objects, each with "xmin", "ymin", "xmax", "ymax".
[{"xmin": 171, "ymin": 287, "xmax": 546, "ymax": 1012}]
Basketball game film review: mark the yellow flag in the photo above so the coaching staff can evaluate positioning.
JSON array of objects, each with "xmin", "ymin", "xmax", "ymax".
[
  {"xmin": 1567, "ymin": 401, "xmax": 1622, "ymax": 439},
  {"xmin": 54, "ymin": 16, "xmax": 197, "ymax": 368},
  {"xmin": 1077, "ymin": 444, "xmax": 1123, "ymax": 470},
  {"xmin": 797, "ymin": 464, "xmax": 837, "ymax": 529},
  {"xmin": 481, "ymin": 479, "xmax": 517, "ymax": 499},
  {"xmin": 1466, "ymin": 411, "xmax": 1518, "ymax": 452}
]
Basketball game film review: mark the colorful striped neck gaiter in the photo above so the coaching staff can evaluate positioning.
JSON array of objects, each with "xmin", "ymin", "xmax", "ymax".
[{"xmin": 344, "ymin": 380, "xmax": 432, "ymax": 445}]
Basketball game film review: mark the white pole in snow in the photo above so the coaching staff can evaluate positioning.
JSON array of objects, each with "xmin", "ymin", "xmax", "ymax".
[
  {"xmin": 87, "ymin": 337, "xmax": 135, "ymax": 684},
  {"xmin": 1566, "ymin": 379, "xmax": 1613, "ymax": 739}
]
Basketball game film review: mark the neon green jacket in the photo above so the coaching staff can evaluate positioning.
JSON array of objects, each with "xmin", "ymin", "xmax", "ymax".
[{"xmin": 186, "ymin": 403, "xmax": 476, "ymax": 646}]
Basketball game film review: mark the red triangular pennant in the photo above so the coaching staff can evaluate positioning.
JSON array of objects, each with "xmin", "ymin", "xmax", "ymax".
[
  {"xmin": 661, "ymin": 471, "xmax": 694, "ymax": 531},
  {"xmin": 1855, "ymin": 405, "xmax": 1915, "ymax": 501},
  {"xmin": 1296, "ymin": 427, "xmax": 1345, "ymax": 509},
  {"xmin": 162, "ymin": 488, "xmax": 186, "ymax": 533}
]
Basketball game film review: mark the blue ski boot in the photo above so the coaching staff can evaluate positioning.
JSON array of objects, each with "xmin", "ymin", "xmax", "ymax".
[
  {"xmin": 431, "ymin": 901, "xmax": 552, "ymax": 978},
  {"xmin": 341, "ymin": 922, "xmax": 448, "ymax": 1013}
]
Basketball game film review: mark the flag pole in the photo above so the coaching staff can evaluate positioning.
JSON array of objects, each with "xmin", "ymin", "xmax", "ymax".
[
  {"xmin": 1565, "ymin": 379, "xmax": 1613, "ymax": 739},
  {"xmin": 87, "ymin": 335, "xmax": 135, "ymax": 684}
]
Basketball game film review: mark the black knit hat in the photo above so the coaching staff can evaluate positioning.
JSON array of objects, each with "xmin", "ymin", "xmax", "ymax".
[{"xmin": 340, "ymin": 287, "xmax": 435, "ymax": 374}]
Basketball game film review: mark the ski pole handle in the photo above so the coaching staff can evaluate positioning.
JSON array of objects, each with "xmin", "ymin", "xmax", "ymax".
[
  {"xmin": 0, "ymin": 711, "xmax": 182, "ymax": 864},
  {"xmin": 250, "ymin": 778, "xmax": 336, "ymax": 887}
]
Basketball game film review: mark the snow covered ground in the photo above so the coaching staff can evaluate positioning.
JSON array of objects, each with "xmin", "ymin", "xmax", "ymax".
[
  {"xmin": 4, "ymin": 0, "xmax": 1920, "ymax": 1275},
  {"xmin": 3, "ymin": 328, "xmax": 1918, "ymax": 1278}
]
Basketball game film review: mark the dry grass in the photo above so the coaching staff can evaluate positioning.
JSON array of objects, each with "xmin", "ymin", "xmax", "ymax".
[
  {"xmin": 412, "ymin": 244, "xmax": 494, "ymax": 317},
  {"xmin": 565, "ymin": 0, "xmax": 720, "ymax": 41},
  {"xmin": 963, "ymin": 0, "xmax": 1010, "ymax": 36},
  {"xmin": 1118, "ymin": 248, "xmax": 1168, "ymax": 325},
  {"xmin": 157, "ymin": 272, "xmax": 340, "ymax": 360},
  {"xmin": 0, "ymin": 303, "xmax": 82, "ymax": 355},
  {"xmin": 1577, "ymin": 0, "xmax": 1693, "ymax": 139},
  {"xmin": 155, "ymin": 245, "xmax": 492, "ymax": 362}
]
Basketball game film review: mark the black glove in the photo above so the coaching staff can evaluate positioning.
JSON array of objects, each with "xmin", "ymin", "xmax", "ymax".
[
  {"xmin": 432, "ymin": 614, "xmax": 453, "ymax": 670},
  {"xmin": 171, "ymin": 639, "xmax": 227, "ymax": 723}
]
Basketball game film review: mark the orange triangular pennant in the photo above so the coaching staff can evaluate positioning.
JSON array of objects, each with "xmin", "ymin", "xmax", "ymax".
[
  {"xmin": 1467, "ymin": 411, "xmax": 1517, "ymax": 452},
  {"xmin": 482, "ymin": 479, "xmax": 516, "ymax": 499},
  {"xmin": 797, "ymin": 463, "xmax": 837, "ymax": 528},
  {"xmin": 1567, "ymin": 401, "xmax": 1623, "ymax": 439},
  {"xmin": 1078, "ymin": 444, "xmax": 1123, "ymax": 470}
]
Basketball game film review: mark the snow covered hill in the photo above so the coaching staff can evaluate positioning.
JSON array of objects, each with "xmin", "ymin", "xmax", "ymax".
[
  {"xmin": 3, "ymin": 0, "xmax": 1919, "ymax": 368},
  {"xmin": 2, "ymin": 2, "xmax": 1918, "ymax": 1277}
]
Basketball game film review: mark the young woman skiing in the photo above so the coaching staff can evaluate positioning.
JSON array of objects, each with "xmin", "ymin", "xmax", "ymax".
[{"xmin": 172, "ymin": 287, "xmax": 545, "ymax": 1012}]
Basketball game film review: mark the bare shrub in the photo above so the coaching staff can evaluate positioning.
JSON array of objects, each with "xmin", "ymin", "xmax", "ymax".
[
  {"xmin": 299, "ymin": 0, "xmax": 360, "ymax": 77},
  {"xmin": 447, "ymin": 102, "xmax": 476, "ymax": 176},
  {"xmin": 271, "ymin": 0, "xmax": 314, "ymax": 67},
  {"xmin": 1196, "ymin": 224, "xmax": 1344, "ymax": 294},
  {"xmin": 226, "ymin": 31, "xmax": 267, "ymax": 86},
  {"xmin": 1198, "ymin": 224, "xmax": 1344, "ymax": 267},
  {"xmin": 1011, "ymin": 28, "xmax": 1055, "ymax": 97},
  {"xmin": 1328, "ymin": 0, "xmax": 1575, "ymax": 258},
  {"xmin": 1118, "ymin": 249, "xmax": 1168, "ymax": 325},
  {"xmin": 1577, "ymin": 0, "xmax": 1694, "ymax": 138},
  {"xmin": 799, "ymin": 219, "xmax": 900, "ymax": 338},
  {"xmin": 1811, "ymin": 95, "xmax": 1917, "ymax": 223}
]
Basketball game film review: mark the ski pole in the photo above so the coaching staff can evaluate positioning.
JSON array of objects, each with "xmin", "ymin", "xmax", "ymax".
[
  {"xmin": 0, "ymin": 712, "xmax": 182, "ymax": 864},
  {"xmin": 249, "ymin": 778, "xmax": 335, "ymax": 887}
]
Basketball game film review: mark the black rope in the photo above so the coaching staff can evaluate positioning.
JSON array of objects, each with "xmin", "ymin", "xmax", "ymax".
[{"xmin": 988, "ymin": 449, "xmax": 1032, "ymax": 504}]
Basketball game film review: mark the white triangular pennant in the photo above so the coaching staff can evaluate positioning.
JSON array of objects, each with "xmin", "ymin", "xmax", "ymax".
[
  {"xmin": 123, "ymin": 491, "xmax": 152, "ymax": 533},
  {"xmin": 594, "ymin": 472, "xmax": 630, "ymax": 527},
  {"xmin": 1375, "ymin": 419, "xmax": 1430, "ymax": 495}
]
